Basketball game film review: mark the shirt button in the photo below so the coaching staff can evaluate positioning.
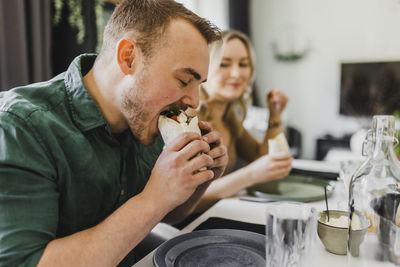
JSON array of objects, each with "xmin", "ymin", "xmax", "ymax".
[{"xmin": 120, "ymin": 189, "xmax": 125, "ymax": 196}]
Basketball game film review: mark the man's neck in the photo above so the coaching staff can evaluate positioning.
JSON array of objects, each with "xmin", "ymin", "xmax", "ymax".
[{"xmin": 83, "ymin": 63, "xmax": 128, "ymax": 133}]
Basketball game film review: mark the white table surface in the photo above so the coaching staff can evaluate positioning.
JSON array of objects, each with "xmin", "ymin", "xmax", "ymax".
[{"xmin": 133, "ymin": 181, "xmax": 349, "ymax": 267}]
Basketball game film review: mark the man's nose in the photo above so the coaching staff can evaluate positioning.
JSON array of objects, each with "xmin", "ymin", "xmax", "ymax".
[{"xmin": 180, "ymin": 84, "xmax": 200, "ymax": 109}]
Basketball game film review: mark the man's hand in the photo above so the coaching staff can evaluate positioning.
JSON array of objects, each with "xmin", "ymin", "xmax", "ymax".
[
  {"xmin": 266, "ymin": 88, "xmax": 288, "ymax": 116},
  {"xmin": 198, "ymin": 120, "xmax": 228, "ymax": 180},
  {"xmin": 143, "ymin": 132, "xmax": 215, "ymax": 211}
]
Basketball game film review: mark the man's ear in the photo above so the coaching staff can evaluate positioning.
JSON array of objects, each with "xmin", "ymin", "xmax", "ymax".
[{"xmin": 116, "ymin": 38, "xmax": 138, "ymax": 75}]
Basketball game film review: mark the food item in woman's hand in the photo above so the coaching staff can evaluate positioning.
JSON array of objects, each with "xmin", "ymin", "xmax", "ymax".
[
  {"xmin": 158, "ymin": 106, "xmax": 201, "ymax": 145},
  {"xmin": 268, "ymin": 132, "xmax": 290, "ymax": 155}
]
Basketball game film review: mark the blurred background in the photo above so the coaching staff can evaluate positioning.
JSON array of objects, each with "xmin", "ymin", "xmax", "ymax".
[{"xmin": 1, "ymin": 0, "xmax": 399, "ymax": 160}]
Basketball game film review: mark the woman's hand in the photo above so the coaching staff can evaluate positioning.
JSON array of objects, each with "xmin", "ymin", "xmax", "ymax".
[
  {"xmin": 247, "ymin": 152, "xmax": 292, "ymax": 185},
  {"xmin": 266, "ymin": 89, "xmax": 288, "ymax": 116}
]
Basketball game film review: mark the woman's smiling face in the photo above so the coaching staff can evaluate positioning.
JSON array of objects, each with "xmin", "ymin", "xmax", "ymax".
[{"xmin": 205, "ymin": 38, "xmax": 252, "ymax": 102}]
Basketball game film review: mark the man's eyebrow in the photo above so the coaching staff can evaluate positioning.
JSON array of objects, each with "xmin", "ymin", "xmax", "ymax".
[{"xmin": 180, "ymin": 68, "xmax": 206, "ymax": 83}]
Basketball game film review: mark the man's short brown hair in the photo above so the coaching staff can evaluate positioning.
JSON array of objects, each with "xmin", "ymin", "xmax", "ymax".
[{"xmin": 99, "ymin": 0, "xmax": 220, "ymax": 60}]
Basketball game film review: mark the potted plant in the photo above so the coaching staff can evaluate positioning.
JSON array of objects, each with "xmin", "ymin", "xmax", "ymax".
[{"xmin": 394, "ymin": 111, "xmax": 400, "ymax": 160}]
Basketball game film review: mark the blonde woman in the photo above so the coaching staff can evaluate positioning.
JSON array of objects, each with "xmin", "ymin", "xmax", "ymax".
[{"xmin": 193, "ymin": 30, "xmax": 293, "ymax": 212}]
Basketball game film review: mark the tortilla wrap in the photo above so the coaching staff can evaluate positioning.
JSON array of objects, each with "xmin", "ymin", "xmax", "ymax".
[
  {"xmin": 268, "ymin": 132, "xmax": 290, "ymax": 155},
  {"xmin": 158, "ymin": 113, "xmax": 206, "ymax": 171},
  {"xmin": 158, "ymin": 113, "xmax": 201, "ymax": 145}
]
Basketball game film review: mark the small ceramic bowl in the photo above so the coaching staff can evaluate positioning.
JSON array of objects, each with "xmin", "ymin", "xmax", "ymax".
[
  {"xmin": 317, "ymin": 210, "xmax": 370, "ymax": 256},
  {"xmin": 317, "ymin": 210, "xmax": 349, "ymax": 255}
]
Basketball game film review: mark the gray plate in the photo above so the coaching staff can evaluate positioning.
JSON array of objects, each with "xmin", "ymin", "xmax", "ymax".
[
  {"xmin": 153, "ymin": 229, "xmax": 265, "ymax": 267},
  {"xmin": 247, "ymin": 174, "xmax": 334, "ymax": 202}
]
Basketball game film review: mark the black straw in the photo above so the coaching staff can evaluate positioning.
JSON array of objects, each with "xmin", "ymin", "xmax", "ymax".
[{"xmin": 324, "ymin": 186, "xmax": 330, "ymax": 221}]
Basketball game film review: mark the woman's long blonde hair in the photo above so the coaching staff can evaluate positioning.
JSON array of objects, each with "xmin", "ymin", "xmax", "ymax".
[{"xmin": 205, "ymin": 30, "xmax": 256, "ymax": 106}]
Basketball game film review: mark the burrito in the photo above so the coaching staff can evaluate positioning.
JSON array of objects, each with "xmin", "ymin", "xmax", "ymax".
[
  {"xmin": 158, "ymin": 106, "xmax": 206, "ymax": 171},
  {"xmin": 268, "ymin": 132, "xmax": 290, "ymax": 155},
  {"xmin": 158, "ymin": 106, "xmax": 201, "ymax": 145}
]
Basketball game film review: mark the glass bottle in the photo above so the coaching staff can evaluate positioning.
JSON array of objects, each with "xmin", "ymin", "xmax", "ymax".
[{"xmin": 348, "ymin": 115, "xmax": 400, "ymax": 266}]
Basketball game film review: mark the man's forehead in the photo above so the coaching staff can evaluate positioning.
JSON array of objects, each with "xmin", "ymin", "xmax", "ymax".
[
  {"xmin": 162, "ymin": 19, "xmax": 210, "ymax": 78},
  {"xmin": 165, "ymin": 19, "xmax": 208, "ymax": 48}
]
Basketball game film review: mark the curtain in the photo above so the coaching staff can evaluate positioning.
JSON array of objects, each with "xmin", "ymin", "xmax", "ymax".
[
  {"xmin": 0, "ymin": 0, "xmax": 52, "ymax": 91},
  {"xmin": 228, "ymin": 0, "xmax": 250, "ymax": 36},
  {"xmin": 51, "ymin": 0, "xmax": 99, "ymax": 76},
  {"xmin": 228, "ymin": 0, "xmax": 261, "ymax": 106}
]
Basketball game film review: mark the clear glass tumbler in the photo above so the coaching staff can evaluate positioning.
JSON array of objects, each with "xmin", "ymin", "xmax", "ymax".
[
  {"xmin": 339, "ymin": 160, "xmax": 363, "ymax": 194},
  {"xmin": 337, "ymin": 160, "xmax": 363, "ymax": 210},
  {"xmin": 265, "ymin": 202, "xmax": 317, "ymax": 267}
]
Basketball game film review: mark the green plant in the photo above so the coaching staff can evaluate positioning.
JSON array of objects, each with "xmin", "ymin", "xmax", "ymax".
[
  {"xmin": 53, "ymin": 0, "xmax": 105, "ymax": 51},
  {"xmin": 393, "ymin": 110, "xmax": 400, "ymax": 157},
  {"xmin": 271, "ymin": 43, "xmax": 309, "ymax": 62}
]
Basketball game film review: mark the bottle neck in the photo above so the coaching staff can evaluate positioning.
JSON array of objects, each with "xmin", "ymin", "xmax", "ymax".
[
  {"xmin": 370, "ymin": 115, "xmax": 397, "ymax": 159},
  {"xmin": 371, "ymin": 135, "xmax": 396, "ymax": 162}
]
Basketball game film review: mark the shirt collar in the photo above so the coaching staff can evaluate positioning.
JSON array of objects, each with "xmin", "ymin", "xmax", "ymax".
[{"xmin": 64, "ymin": 54, "xmax": 107, "ymax": 132}]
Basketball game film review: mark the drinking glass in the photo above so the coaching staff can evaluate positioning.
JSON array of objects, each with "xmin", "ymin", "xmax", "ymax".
[
  {"xmin": 338, "ymin": 160, "xmax": 363, "ymax": 199},
  {"xmin": 265, "ymin": 202, "xmax": 317, "ymax": 267}
]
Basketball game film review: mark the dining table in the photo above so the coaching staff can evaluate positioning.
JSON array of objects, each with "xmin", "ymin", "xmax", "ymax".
[{"xmin": 133, "ymin": 178, "xmax": 352, "ymax": 267}]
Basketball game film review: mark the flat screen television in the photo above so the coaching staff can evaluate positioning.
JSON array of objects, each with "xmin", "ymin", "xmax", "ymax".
[{"xmin": 340, "ymin": 61, "xmax": 400, "ymax": 117}]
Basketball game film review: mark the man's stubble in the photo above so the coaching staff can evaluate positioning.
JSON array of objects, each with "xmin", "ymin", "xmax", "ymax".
[{"xmin": 121, "ymin": 67, "xmax": 157, "ymax": 146}]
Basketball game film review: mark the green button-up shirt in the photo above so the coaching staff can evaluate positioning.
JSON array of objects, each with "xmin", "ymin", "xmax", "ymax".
[{"xmin": 0, "ymin": 54, "xmax": 163, "ymax": 266}]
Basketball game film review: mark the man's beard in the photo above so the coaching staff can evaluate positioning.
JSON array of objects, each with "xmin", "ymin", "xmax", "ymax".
[{"xmin": 121, "ymin": 72, "xmax": 157, "ymax": 145}]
